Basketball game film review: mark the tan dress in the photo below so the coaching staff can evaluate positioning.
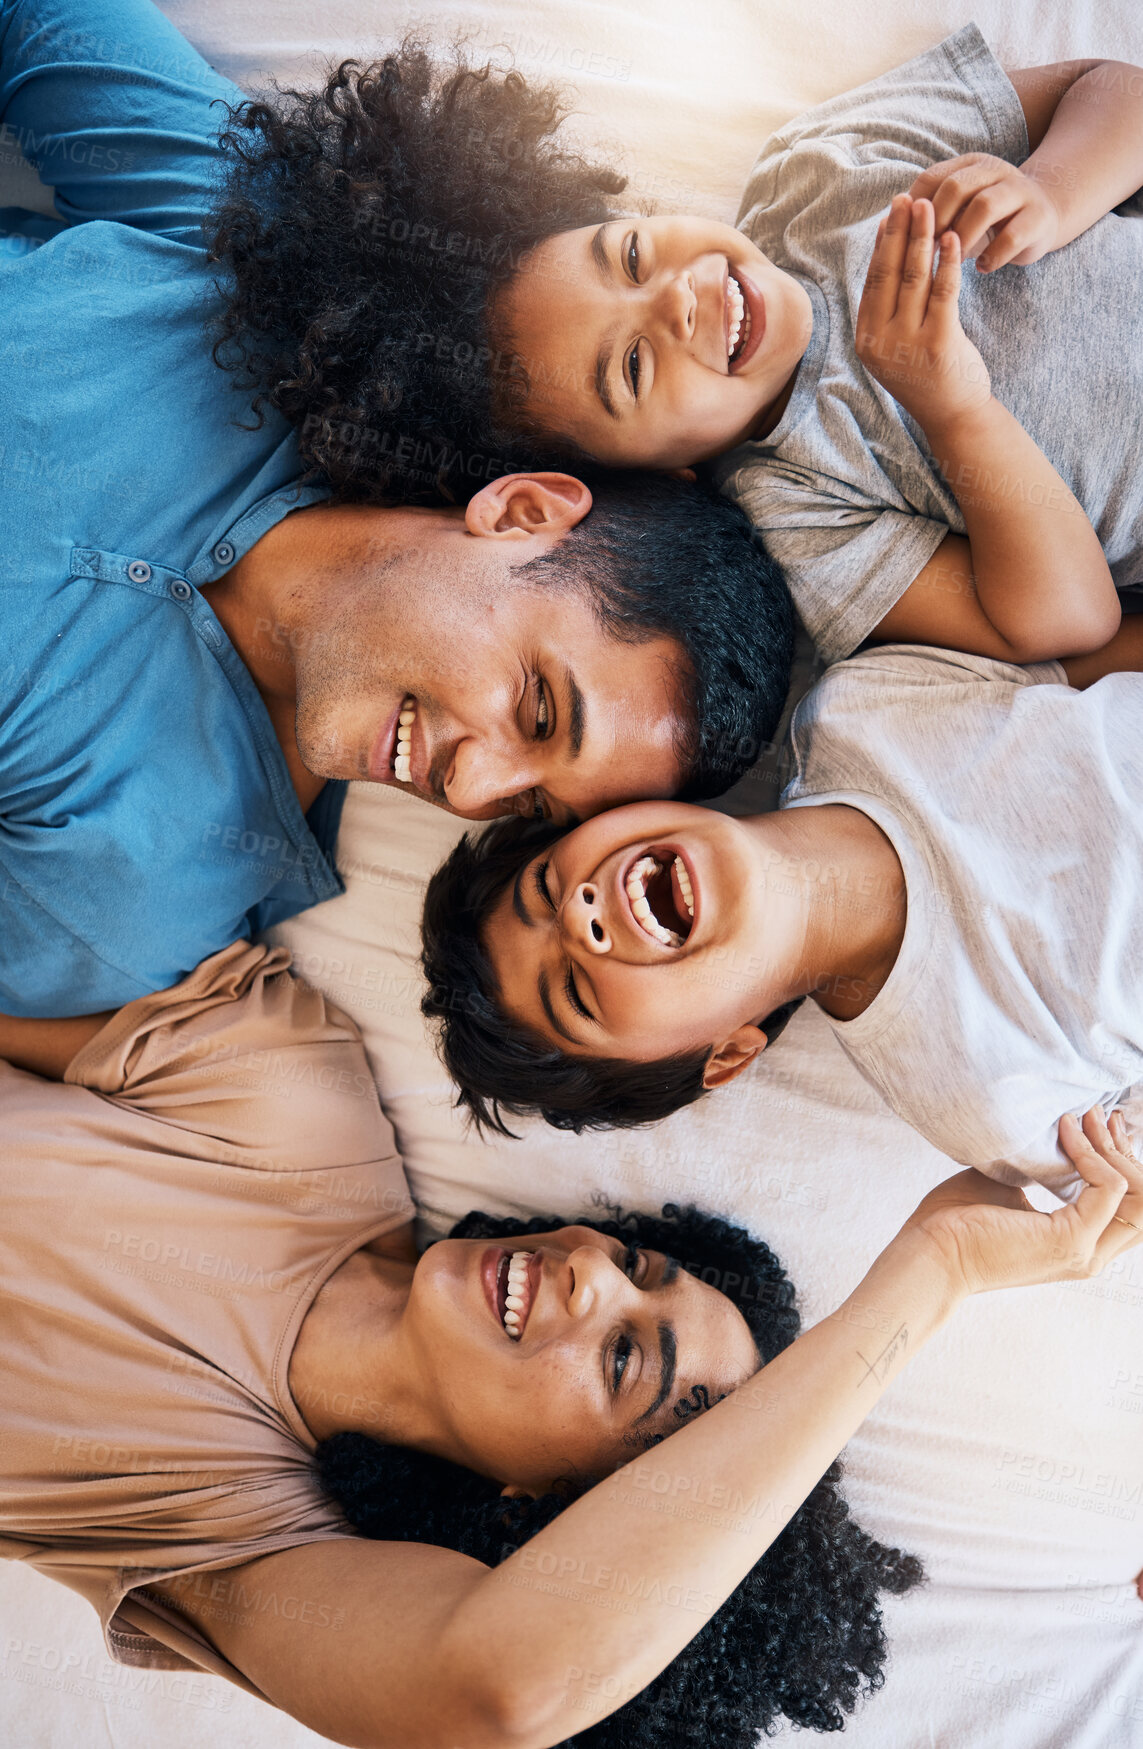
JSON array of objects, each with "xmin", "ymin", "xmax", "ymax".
[{"xmin": 0, "ymin": 942, "xmax": 414, "ymax": 1695}]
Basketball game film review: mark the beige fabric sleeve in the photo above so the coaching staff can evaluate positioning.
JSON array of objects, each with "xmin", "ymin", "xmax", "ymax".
[{"xmin": 63, "ymin": 942, "xmax": 387, "ymax": 1170}]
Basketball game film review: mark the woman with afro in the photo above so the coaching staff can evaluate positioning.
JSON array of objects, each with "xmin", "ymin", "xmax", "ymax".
[{"xmin": 1, "ymin": 937, "xmax": 1132, "ymax": 1746}]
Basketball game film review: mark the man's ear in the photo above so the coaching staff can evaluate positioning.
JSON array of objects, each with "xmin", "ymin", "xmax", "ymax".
[
  {"xmin": 499, "ymin": 1482, "xmax": 536, "ymax": 1500},
  {"xmin": 702, "ymin": 1024, "xmax": 768, "ymax": 1089},
  {"xmin": 465, "ymin": 473, "xmax": 593, "ymax": 542}
]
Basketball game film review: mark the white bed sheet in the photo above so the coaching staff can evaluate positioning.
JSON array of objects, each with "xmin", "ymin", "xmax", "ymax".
[{"xmin": 3, "ymin": 2, "xmax": 1143, "ymax": 1744}]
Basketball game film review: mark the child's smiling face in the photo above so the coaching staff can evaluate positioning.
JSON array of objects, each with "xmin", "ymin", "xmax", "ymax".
[
  {"xmin": 483, "ymin": 801, "xmax": 785, "ymax": 1066},
  {"xmin": 494, "ymin": 216, "xmax": 814, "ymax": 469}
]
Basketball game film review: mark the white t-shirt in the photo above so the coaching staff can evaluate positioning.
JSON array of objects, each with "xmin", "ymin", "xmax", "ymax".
[{"xmin": 781, "ymin": 647, "xmax": 1143, "ymax": 1196}]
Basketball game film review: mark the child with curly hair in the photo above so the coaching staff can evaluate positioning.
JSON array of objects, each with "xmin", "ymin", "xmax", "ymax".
[{"xmin": 214, "ymin": 31, "xmax": 1143, "ymax": 667}]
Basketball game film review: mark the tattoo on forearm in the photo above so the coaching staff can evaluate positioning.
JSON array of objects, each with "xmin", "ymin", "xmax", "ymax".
[{"xmin": 856, "ymin": 1324, "xmax": 908, "ymax": 1387}]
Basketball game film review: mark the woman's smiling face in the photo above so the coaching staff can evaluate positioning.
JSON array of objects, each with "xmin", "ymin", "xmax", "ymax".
[
  {"xmin": 483, "ymin": 801, "xmax": 784, "ymax": 1064},
  {"xmin": 412, "ymin": 1222, "xmax": 760, "ymax": 1492},
  {"xmin": 494, "ymin": 215, "xmax": 813, "ymax": 468}
]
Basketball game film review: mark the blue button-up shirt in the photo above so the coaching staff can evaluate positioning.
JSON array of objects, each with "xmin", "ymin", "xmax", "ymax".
[{"xmin": 0, "ymin": 0, "xmax": 345, "ymax": 1015}]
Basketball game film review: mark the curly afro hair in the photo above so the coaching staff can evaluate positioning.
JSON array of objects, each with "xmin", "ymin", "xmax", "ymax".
[
  {"xmin": 210, "ymin": 41, "xmax": 626, "ymax": 502},
  {"xmin": 318, "ymin": 1203, "xmax": 922, "ymax": 1745}
]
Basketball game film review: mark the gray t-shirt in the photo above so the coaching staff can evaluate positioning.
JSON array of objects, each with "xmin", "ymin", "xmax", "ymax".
[
  {"xmin": 781, "ymin": 647, "xmax": 1143, "ymax": 1196},
  {"xmin": 717, "ymin": 24, "xmax": 1143, "ymax": 663}
]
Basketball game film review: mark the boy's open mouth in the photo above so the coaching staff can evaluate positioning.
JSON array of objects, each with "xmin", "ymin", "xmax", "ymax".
[
  {"xmin": 727, "ymin": 272, "xmax": 752, "ymax": 366},
  {"xmin": 624, "ymin": 850, "xmax": 695, "ymax": 948}
]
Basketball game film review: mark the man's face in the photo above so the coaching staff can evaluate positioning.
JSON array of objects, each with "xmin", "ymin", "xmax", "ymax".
[{"xmin": 288, "ymin": 488, "xmax": 690, "ymax": 825}]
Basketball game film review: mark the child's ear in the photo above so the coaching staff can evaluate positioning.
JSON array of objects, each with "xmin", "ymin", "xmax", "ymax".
[{"xmin": 702, "ymin": 1024, "xmax": 768, "ymax": 1089}]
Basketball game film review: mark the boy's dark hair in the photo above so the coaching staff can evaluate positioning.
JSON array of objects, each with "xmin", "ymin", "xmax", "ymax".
[
  {"xmin": 318, "ymin": 1203, "xmax": 922, "ymax": 1746},
  {"xmin": 210, "ymin": 42, "xmax": 624, "ymax": 500},
  {"xmin": 420, "ymin": 817, "xmax": 804, "ymax": 1134}
]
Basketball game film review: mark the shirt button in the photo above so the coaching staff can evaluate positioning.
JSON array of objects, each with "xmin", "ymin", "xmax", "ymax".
[
  {"xmin": 169, "ymin": 579, "xmax": 193, "ymax": 602},
  {"xmin": 126, "ymin": 560, "xmax": 152, "ymax": 583},
  {"xmin": 213, "ymin": 541, "xmax": 235, "ymax": 566}
]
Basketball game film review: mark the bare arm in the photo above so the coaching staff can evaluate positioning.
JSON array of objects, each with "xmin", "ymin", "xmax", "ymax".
[
  {"xmin": 0, "ymin": 1010, "xmax": 111, "ymax": 1079},
  {"xmin": 1012, "ymin": 60, "xmax": 1143, "ymax": 238},
  {"xmin": 168, "ymin": 1124, "xmax": 1141, "ymax": 1749},
  {"xmin": 168, "ymin": 1237, "xmax": 960, "ymax": 1748},
  {"xmin": 1061, "ymin": 616, "xmax": 1143, "ymax": 688},
  {"xmin": 858, "ymin": 197, "xmax": 1118, "ymax": 661},
  {"xmin": 907, "ymin": 60, "xmax": 1143, "ymax": 272}
]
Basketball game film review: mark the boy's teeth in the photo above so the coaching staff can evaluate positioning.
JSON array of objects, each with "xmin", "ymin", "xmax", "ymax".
[
  {"xmin": 727, "ymin": 274, "xmax": 744, "ymax": 358},
  {"xmin": 624, "ymin": 853, "xmax": 685, "ymax": 947},
  {"xmin": 674, "ymin": 854, "xmax": 694, "ymax": 917},
  {"xmin": 394, "ymin": 694, "xmax": 416, "ymax": 783}
]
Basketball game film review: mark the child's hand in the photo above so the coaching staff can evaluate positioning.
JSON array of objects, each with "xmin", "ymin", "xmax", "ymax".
[
  {"xmin": 856, "ymin": 195, "xmax": 991, "ymax": 433},
  {"xmin": 902, "ymin": 1106, "xmax": 1143, "ymax": 1300},
  {"xmin": 909, "ymin": 154, "xmax": 1064, "ymax": 272}
]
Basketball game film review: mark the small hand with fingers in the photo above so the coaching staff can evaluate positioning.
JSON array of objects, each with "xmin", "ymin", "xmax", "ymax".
[
  {"xmin": 904, "ymin": 1106, "xmax": 1143, "ymax": 1300},
  {"xmin": 1092, "ymin": 1107, "xmax": 1143, "ymax": 1237},
  {"xmin": 856, "ymin": 194, "xmax": 991, "ymax": 432},
  {"xmin": 908, "ymin": 153, "xmax": 1064, "ymax": 272}
]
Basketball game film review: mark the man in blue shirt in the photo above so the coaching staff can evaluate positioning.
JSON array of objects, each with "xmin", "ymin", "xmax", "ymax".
[{"xmin": 0, "ymin": 0, "xmax": 792, "ymax": 1016}]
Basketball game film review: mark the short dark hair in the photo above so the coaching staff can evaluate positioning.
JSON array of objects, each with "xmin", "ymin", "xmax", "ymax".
[
  {"xmin": 512, "ymin": 470, "xmax": 793, "ymax": 797},
  {"xmin": 317, "ymin": 1203, "xmax": 922, "ymax": 1747},
  {"xmin": 420, "ymin": 816, "xmax": 804, "ymax": 1134}
]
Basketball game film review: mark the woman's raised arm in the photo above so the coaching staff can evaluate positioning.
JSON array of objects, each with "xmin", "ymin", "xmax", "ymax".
[{"xmin": 166, "ymin": 1108, "xmax": 1142, "ymax": 1749}]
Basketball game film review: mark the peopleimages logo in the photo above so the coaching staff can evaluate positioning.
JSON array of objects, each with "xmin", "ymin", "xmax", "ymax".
[
  {"xmin": 201, "ymin": 821, "xmax": 322, "ymax": 869},
  {"xmin": 101, "ymin": 1230, "xmax": 293, "ymax": 1294},
  {"xmin": 994, "ymin": 1447, "xmax": 1142, "ymax": 1518},
  {"xmin": 298, "ymin": 413, "xmax": 513, "ymax": 485},
  {"xmin": 0, "ymin": 120, "xmax": 135, "ymax": 173}
]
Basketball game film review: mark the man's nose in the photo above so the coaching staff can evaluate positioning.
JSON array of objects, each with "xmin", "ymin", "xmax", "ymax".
[
  {"xmin": 443, "ymin": 733, "xmax": 538, "ymax": 819},
  {"xmin": 652, "ymin": 268, "xmax": 697, "ymax": 341},
  {"xmin": 562, "ymin": 881, "xmax": 612, "ymax": 954}
]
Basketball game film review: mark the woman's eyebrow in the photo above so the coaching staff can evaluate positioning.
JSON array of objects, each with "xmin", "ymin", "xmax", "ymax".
[{"xmin": 635, "ymin": 1323, "xmax": 677, "ymax": 1425}]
